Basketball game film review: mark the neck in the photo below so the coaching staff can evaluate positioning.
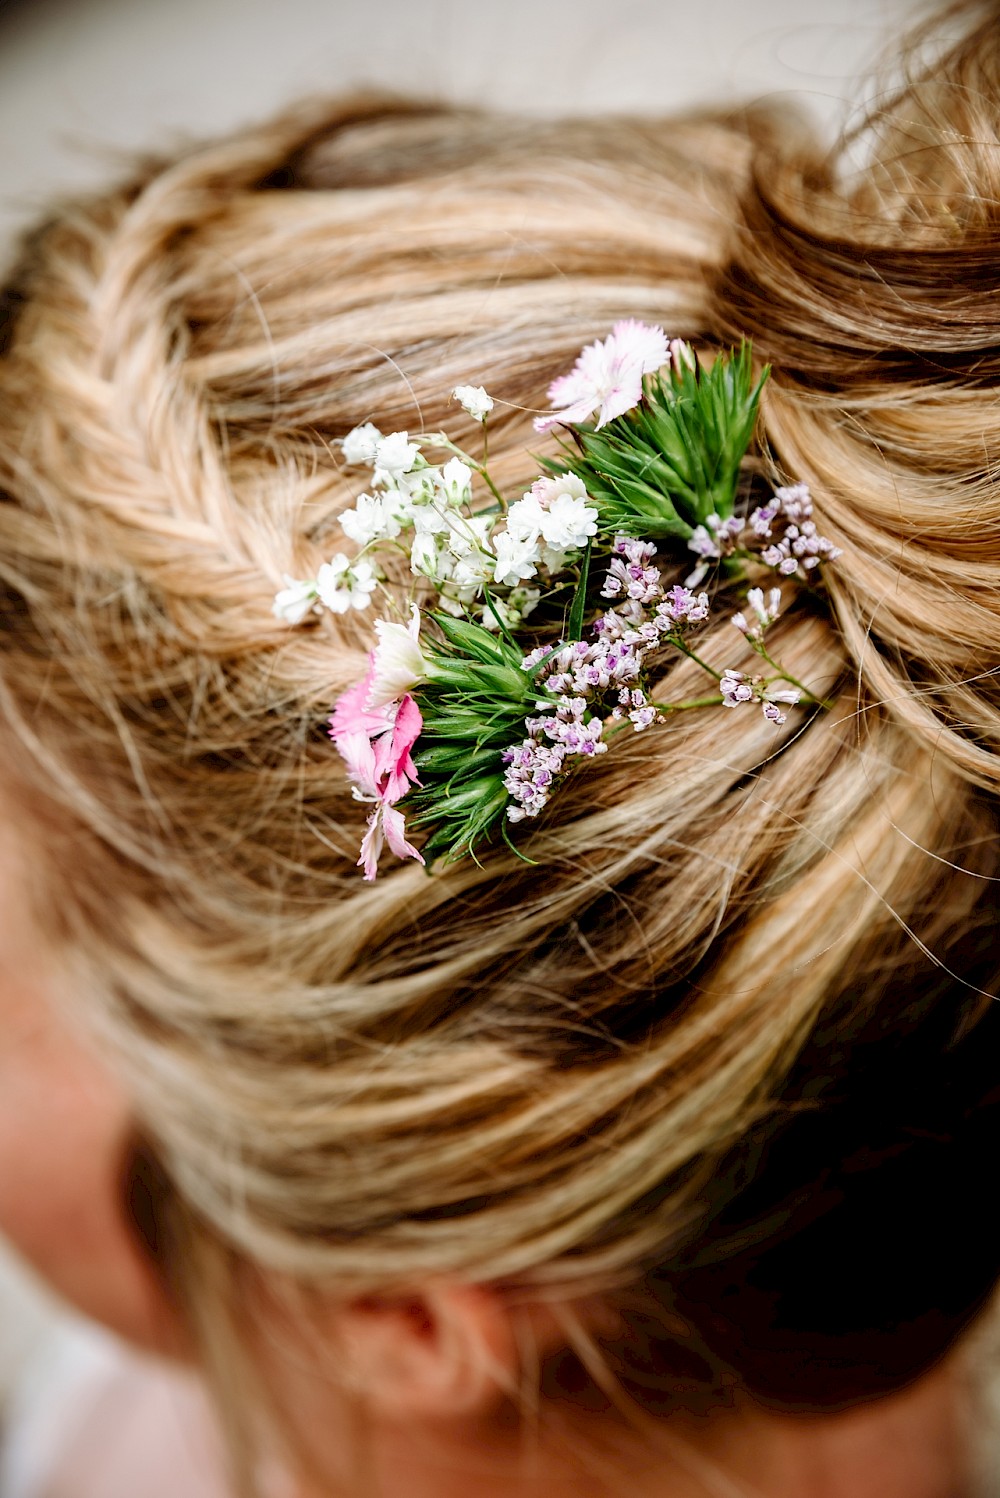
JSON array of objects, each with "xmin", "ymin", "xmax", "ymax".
[{"xmin": 292, "ymin": 1359, "xmax": 967, "ymax": 1498}]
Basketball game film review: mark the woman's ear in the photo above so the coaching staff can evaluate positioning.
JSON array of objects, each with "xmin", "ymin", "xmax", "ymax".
[{"xmin": 333, "ymin": 1282, "xmax": 524, "ymax": 1420}]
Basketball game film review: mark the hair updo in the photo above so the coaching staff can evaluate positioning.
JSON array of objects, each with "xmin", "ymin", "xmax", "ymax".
[{"xmin": 2, "ymin": 2, "xmax": 1000, "ymax": 1481}]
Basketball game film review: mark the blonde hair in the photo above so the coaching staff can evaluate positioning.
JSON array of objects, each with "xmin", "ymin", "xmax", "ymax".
[{"xmin": 3, "ymin": 4, "xmax": 1000, "ymax": 1485}]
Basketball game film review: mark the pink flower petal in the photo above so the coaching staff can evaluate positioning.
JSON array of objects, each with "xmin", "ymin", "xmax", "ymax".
[
  {"xmin": 595, "ymin": 376, "xmax": 645, "ymax": 428},
  {"xmin": 373, "ymin": 693, "xmax": 424, "ymax": 803},
  {"xmin": 381, "ymin": 804, "xmax": 425, "ymax": 867},
  {"xmin": 546, "ymin": 366, "xmax": 598, "ymax": 407},
  {"xmin": 533, "ymin": 398, "xmax": 602, "ymax": 434},
  {"xmin": 608, "ymin": 319, "xmax": 670, "ymax": 376},
  {"xmin": 335, "ymin": 729, "xmax": 380, "ymax": 798},
  {"xmin": 330, "ymin": 662, "xmax": 393, "ymax": 741},
  {"xmin": 392, "ymin": 693, "xmax": 423, "ymax": 782},
  {"xmin": 358, "ymin": 810, "xmax": 384, "ymax": 881},
  {"xmin": 358, "ymin": 803, "xmax": 425, "ymax": 880},
  {"xmin": 534, "ymin": 321, "xmax": 669, "ymax": 433}
]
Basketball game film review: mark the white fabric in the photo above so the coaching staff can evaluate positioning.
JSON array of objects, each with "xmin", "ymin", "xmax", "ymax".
[{"xmin": 0, "ymin": 1322, "xmax": 230, "ymax": 1498}]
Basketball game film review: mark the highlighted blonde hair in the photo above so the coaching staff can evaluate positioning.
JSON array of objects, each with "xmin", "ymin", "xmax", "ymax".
[{"xmin": 3, "ymin": 3, "xmax": 1000, "ymax": 1485}]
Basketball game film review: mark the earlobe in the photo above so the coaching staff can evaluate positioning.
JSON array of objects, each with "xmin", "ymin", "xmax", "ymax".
[{"xmin": 335, "ymin": 1282, "xmax": 522, "ymax": 1420}]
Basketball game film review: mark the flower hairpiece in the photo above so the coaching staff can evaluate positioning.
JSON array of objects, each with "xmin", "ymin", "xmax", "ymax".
[{"xmin": 274, "ymin": 323, "xmax": 841, "ymax": 878}]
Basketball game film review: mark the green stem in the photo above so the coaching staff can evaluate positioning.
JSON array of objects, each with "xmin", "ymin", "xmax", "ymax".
[
  {"xmin": 477, "ymin": 463, "xmax": 507, "ymax": 513},
  {"xmin": 672, "ymin": 639, "xmax": 723, "ymax": 681},
  {"xmin": 755, "ymin": 643, "xmax": 830, "ymax": 706},
  {"xmin": 419, "ymin": 431, "xmax": 476, "ymax": 465},
  {"xmin": 651, "ymin": 694, "xmax": 726, "ymax": 711}
]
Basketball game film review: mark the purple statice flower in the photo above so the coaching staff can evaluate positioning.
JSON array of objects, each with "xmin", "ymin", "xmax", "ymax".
[
  {"xmin": 773, "ymin": 483, "xmax": 812, "ymax": 523},
  {"xmin": 658, "ymin": 584, "xmax": 710, "ymax": 630},
  {"xmin": 601, "ymin": 535, "xmax": 661, "ymax": 605},
  {"xmin": 503, "ymin": 704, "xmax": 607, "ymax": 822},
  {"xmin": 685, "ymin": 512, "xmax": 744, "ymax": 585},
  {"xmin": 504, "ymin": 535, "xmax": 693, "ymax": 820},
  {"xmin": 720, "ymin": 668, "xmax": 801, "ymax": 726},
  {"xmin": 760, "ymin": 684, "xmax": 801, "ymax": 725},
  {"xmin": 754, "ymin": 484, "xmax": 841, "ymax": 579},
  {"xmin": 731, "ymin": 586, "xmax": 782, "ymax": 642},
  {"xmin": 502, "ymin": 532, "xmax": 735, "ymax": 819},
  {"xmin": 747, "ymin": 499, "xmax": 780, "ymax": 538},
  {"xmin": 720, "ymin": 669, "xmax": 755, "ymax": 708}
]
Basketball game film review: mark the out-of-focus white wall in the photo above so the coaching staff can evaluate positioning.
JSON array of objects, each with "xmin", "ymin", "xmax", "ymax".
[
  {"xmin": 0, "ymin": 0, "xmax": 925, "ymax": 1415},
  {"xmin": 0, "ymin": 0, "xmax": 924, "ymax": 246}
]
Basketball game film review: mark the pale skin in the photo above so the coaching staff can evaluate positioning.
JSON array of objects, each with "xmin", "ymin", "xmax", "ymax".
[{"xmin": 0, "ymin": 822, "xmax": 975, "ymax": 1498}]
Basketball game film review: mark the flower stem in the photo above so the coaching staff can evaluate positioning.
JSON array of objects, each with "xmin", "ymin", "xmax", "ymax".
[
  {"xmin": 651, "ymin": 694, "xmax": 726, "ymax": 711},
  {"xmin": 756, "ymin": 644, "xmax": 831, "ymax": 707},
  {"xmin": 672, "ymin": 639, "xmax": 723, "ymax": 681},
  {"xmin": 420, "ymin": 431, "xmax": 476, "ymax": 465},
  {"xmin": 477, "ymin": 463, "xmax": 507, "ymax": 513}
]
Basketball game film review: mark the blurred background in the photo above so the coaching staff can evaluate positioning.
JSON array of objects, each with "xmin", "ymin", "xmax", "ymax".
[{"xmin": 0, "ymin": 0, "xmax": 925, "ymax": 1434}]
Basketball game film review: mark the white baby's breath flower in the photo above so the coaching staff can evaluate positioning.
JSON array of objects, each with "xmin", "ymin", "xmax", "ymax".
[
  {"xmin": 368, "ymin": 605, "xmax": 429, "ymax": 707},
  {"xmin": 407, "ymin": 527, "xmax": 443, "ymax": 572},
  {"xmin": 436, "ymin": 591, "xmax": 467, "ymax": 618},
  {"xmin": 539, "ymin": 491, "xmax": 599, "ymax": 551},
  {"xmin": 507, "ymin": 476, "xmax": 597, "ymax": 572},
  {"xmin": 272, "ymin": 575, "xmax": 319, "ymax": 624},
  {"xmin": 444, "ymin": 513, "xmax": 493, "ymax": 560},
  {"xmin": 373, "ymin": 432, "xmax": 420, "ymax": 486},
  {"xmin": 436, "ymin": 457, "xmax": 473, "ymax": 507},
  {"xmin": 527, "ymin": 473, "xmax": 589, "ymax": 507},
  {"xmin": 340, "ymin": 423, "xmax": 382, "ymax": 465},
  {"xmin": 540, "ymin": 545, "xmax": 573, "ymax": 573},
  {"xmin": 393, "ymin": 465, "xmax": 436, "ymax": 505},
  {"xmin": 316, "ymin": 555, "xmax": 379, "ymax": 614},
  {"xmin": 505, "ymin": 494, "xmax": 546, "ymax": 544},
  {"xmin": 493, "ymin": 530, "xmax": 540, "ymax": 586},
  {"xmin": 451, "ymin": 551, "xmax": 494, "ymax": 592},
  {"xmin": 411, "ymin": 502, "xmax": 451, "ymax": 538},
  {"xmin": 453, "ymin": 384, "xmax": 494, "ymax": 420},
  {"xmin": 340, "ymin": 493, "xmax": 402, "ymax": 546}
]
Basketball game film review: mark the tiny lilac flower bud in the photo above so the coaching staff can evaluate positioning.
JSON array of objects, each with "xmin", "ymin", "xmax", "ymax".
[{"xmin": 720, "ymin": 669, "xmax": 754, "ymax": 708}]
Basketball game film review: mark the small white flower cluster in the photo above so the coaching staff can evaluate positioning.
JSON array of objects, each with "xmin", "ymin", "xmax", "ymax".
[
  {"xmin": 322, "ymin": 412, "xmax": 598, "ymax": 627},
  {"xmin": 272, "ymin": 555, "xmax": 379, "ymax": 622},
  {"xmin": 453, "ymin": 384, "xmax": 493, "ymax": 421}
]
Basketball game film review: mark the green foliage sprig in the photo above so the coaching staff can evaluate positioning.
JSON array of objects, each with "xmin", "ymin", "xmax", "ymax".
[{"xmin": 546, "ymin": 343, "xmax": 769, "ymax": 539}]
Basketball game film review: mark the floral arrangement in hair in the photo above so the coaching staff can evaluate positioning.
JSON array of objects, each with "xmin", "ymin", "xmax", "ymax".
[{"xmin": 274, "ymin": 322, "xmax": 840, "ymax": 878}]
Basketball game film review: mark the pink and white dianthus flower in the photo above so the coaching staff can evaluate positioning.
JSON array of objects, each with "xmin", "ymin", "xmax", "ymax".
[
  {"xmin": 368, "ymin": 605, "xmax": 429, "ymax": 709},
  {"xmin": 330, "ymin": 662, "xmax": 425, "ymax": 879},
  {"xmin": 358, "ymin": 802, "xmax": 423, "ymax": 882},
  {"xmin": 534, "ymin": 320, "xmax": 670, "ymax": 433}
]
